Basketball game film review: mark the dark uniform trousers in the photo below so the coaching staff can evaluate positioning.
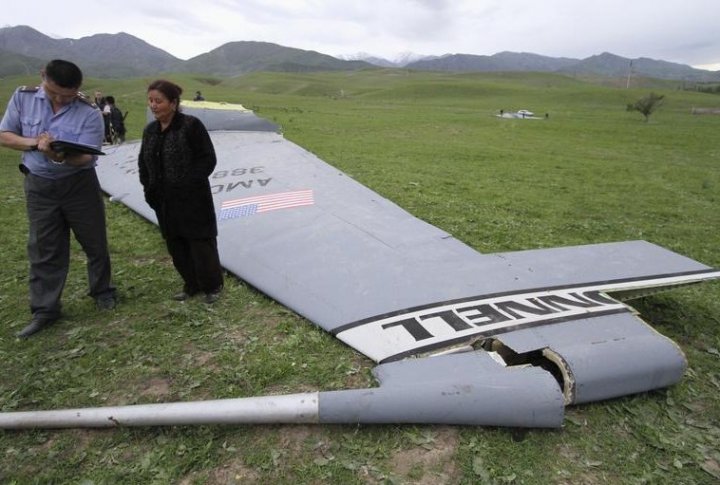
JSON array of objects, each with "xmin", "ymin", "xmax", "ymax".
[{"xmin": 23, "ymin": 168, "xmax": 114, "ymax": 319}]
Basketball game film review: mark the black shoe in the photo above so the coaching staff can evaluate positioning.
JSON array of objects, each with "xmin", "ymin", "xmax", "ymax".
[
  {"xmin": 96, "ymin": 294, "xmax": 117, "ymax": 310},
  {"xmin": 172, "ymin": 290, "xmax": 197, "ymax": 301},
  {"xmin": 203, "ymin": 290, "xmax": 222, "ymax": 304},
  {"xmin": 17, "ymin": 318, "xmax": 56, "ymax": 339}
]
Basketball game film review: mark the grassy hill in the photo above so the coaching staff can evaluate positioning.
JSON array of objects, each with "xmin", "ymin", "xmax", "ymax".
[
  {"xmin": 0, "ymin": 48, "xmax": 44, "ymax": 77},
  {"xmin": 1, "ymin": 71, "xmax": 719, "ymax": 483},
  {"xmin": 179, "ymin": 41, "xmax": 373, "ymax": 76}
]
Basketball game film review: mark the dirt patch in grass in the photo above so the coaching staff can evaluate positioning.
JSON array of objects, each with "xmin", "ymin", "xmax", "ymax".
[
  {"xmin": 701, "ymin": 458, "xmax": 720, "ymax": 480},
  {"xmin": 37, "ymin": 429, "xmax": 96, "ymax": 453},
  {"xmin": 389, "ymin": 427, "xmax": 460, "ymax": 484},
  {"xmin": 106, "ymin": 375, "xmax": 172, "ymax": 404},
  {"xmin": 208, "ymin": 461, "xmax": 262, "ymax": 484},
  {"xmin": 139, "ymin": 377, "xmax": 172, "ymax": 397},
  {"xmin": 558, "ymin": 442, "xmax": 582, "ymax": 462},
  {"xmin": 278, "ymin": 424, "xmax": 317, "ymax": 453},
  {"xmin": 223, "ymin": 306, "xmax": 286, "ymax": 343},
  {"xmin": 180, "ymin": 458, "xmax": 261, "ymax": 485},
  {"xmin": 181, "ymin": 344, "xmax": 218, "ymax": 370}
]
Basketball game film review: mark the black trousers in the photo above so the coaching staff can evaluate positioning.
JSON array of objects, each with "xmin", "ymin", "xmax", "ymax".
[
  {"xmin": 23, "ymin": 169, "xmax": 115, "ymax": 319},
  {"xmin": 165, "ymin": 236, "xmax": 223, "ymax": 294}
]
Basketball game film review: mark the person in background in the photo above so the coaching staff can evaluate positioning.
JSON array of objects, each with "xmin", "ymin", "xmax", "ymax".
[
  {"xmin": 103, "ymin": 95, "xmax": 126, "ymax": 144},
  {"xmin": 193, "ymin": 90, "xmax": 205, "ymax": 101},
  {"xmin": 94, "ymin": 90, "xmax": 111, "ymax": 142},
  {"xmin": 138, "ymin": 79, "xmax": 223, "ymax": 304},
  {"xmin": 0, "ymin": 59, "xmax": 117, "ymax": 338},
  {"xmin": 93, "ymin": 90, "xmax": 106, "ymax": 110}
]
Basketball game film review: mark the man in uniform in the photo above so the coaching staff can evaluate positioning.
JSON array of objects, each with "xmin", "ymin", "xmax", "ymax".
[{"xmin": 0, "ymin": 59, "xmax": 117, "ymax": 338}]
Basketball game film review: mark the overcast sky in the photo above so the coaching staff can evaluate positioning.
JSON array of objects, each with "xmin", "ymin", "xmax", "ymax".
[{"xmin": 4, "ymin": 0, "xmax": 720, "ymax": 70}]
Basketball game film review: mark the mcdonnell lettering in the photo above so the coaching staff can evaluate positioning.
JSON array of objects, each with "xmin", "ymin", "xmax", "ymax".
[{"xmin": 378, "ymin": 289, "xmax": 624, "ymax": 343}]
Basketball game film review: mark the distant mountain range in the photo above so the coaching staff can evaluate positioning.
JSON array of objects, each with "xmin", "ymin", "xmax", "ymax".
[
  {"xmin": 336, "ymin": 51, "xmax": 439, "ymax": 68},
  {"xmin": 1, "ymin": 25, "xmax": 717, "ymax": 82}
]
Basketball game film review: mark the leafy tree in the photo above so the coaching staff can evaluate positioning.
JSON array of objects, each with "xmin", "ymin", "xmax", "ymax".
[{"xmin": 627, "ymin": 92, "xmax": 665, "ymax": 122}]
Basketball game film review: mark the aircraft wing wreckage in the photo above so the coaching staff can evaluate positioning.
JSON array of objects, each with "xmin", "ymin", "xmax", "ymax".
[{"xmin": 2, "ymin": 102, "xmax": 718, "ymax": 429}]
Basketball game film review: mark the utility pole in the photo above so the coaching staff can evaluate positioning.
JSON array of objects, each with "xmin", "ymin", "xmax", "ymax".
[{"xmin": 626, "ymin": 60, "xmax": 633, "ymax": 89}]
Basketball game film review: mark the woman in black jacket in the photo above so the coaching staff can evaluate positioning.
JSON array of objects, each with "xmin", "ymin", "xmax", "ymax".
[{"xmin": 138, "ymin": 79, "xmax": 223, "ymax": 303}]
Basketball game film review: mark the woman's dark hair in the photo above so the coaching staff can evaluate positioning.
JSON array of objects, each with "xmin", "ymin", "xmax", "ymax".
[
  {"xmin": 45, "ymin": 59, "xmax": 83, "ymax": 89},
  {"xmin": 105, "ymin": 95, "xmax": 115, "ymax": 104},
  {"xmin": 147, "ymin": 79, "xmax": 183, "ymax": 106}
]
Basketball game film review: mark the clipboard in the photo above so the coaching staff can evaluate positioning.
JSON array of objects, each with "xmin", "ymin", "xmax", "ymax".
[{"xmin": 50, "ymin": 140, "xmax": 105, "ymax": 156}]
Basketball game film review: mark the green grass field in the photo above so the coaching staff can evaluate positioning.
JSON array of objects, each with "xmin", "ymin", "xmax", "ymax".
[{"xmin": 1, "ymin": 70, "xmax": 719, "ymax": 484}]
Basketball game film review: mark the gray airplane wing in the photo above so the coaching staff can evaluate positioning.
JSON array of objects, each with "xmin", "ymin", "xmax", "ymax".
[
  {"xmin": 5, "ymin": 106, "xmax": 711, "ymax": 429},
  {"xmin": 96, "ymin": 126, "xmax": 717, "ymax": 409}
]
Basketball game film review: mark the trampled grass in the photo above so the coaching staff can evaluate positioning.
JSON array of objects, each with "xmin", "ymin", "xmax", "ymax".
[{"xmin": 1, "ymin": 70, "xmax": 719, "ymax": 484}]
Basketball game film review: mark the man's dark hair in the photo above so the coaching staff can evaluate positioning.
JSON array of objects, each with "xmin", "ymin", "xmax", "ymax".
[
  {"xmin": 45, "ymin": 59, "xmax": 83, "ymax": 89},
  {"xmin": 105, "ymin": 95, "xmax": 115, "ymax": 104}
]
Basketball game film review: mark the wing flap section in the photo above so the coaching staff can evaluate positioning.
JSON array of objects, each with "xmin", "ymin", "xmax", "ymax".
[
  {"xmin": 488, "ymin": 312, "xmax": 687, "ymax": 404},
  {"xmin": 318, "ymin": 351, "xmax": 565, "ymax": 427}
]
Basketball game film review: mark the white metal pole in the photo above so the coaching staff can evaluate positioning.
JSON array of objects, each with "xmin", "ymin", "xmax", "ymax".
[{"xmin": 0, "ymin": 393, "xmax": 319, "ymax": 429}]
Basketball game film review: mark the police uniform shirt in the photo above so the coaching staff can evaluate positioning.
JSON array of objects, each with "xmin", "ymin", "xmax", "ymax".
[{"xmin": 0, "ymin": 86, "xmax": 104, "ymax": 179}]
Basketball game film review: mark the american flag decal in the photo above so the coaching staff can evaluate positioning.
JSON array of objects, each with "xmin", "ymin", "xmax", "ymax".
[{"xmin": 219, "ymin": 189, "xmax": 314, "ymax": 220}]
